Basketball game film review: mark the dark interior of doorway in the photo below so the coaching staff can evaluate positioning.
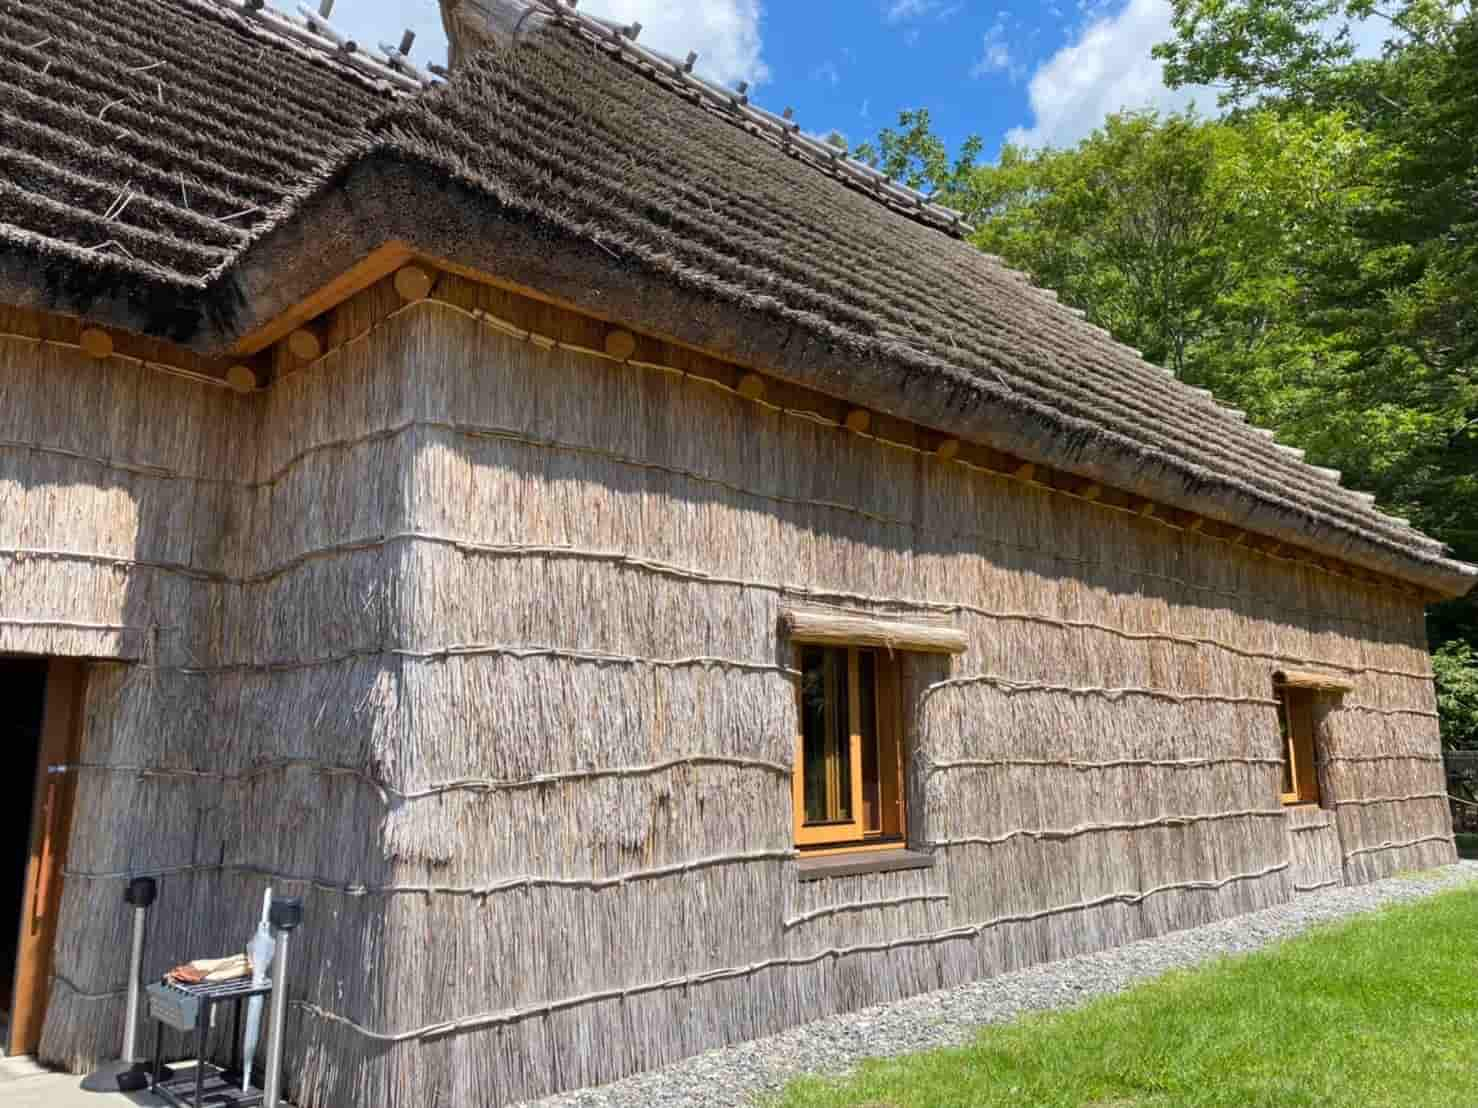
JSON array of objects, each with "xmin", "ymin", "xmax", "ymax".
[{"xmin": 0, "ymin": 658, "xmax": 48, "ymax": 1041}]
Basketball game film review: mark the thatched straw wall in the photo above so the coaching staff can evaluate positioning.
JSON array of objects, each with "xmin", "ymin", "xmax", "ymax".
[{"xmin": 3, "ymin": 271, "xmax": 1453, "ymax": 1106}]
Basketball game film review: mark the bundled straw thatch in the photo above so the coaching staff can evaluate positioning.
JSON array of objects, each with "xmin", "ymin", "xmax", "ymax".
[{"xmin": 5, "ymin": 267, "xmax": 1451, "ymax": 1105}]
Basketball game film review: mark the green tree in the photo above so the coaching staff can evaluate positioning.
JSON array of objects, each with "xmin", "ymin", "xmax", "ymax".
[
  {"xmin": 852, "ymin": 109, "xmax": 987, "ymax": 219},
  {"xmin": 1434, "ymin": 641, "xmax": 1478, "ymax": 751}
]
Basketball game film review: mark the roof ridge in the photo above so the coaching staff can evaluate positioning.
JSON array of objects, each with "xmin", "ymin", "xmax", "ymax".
[
  {"xmin": 525, "ymin": 0, "xmax": 974, "ymax": 239},
  {"xmin": 187, "ymin": 0, "xmax": 433, "ymax": 93}
]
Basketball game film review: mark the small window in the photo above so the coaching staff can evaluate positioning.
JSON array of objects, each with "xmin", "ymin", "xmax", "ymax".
[
  {"xmin": 1277, "ymin": 685, "xmax": 1320, "ymax": 806},
  {"xmin": 793, "ymin": 645, "xmax": 907, "ymax": 849}
]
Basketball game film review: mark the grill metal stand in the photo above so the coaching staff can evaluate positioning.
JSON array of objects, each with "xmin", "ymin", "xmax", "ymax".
[
  {"xmin": 80, "ymin": 876, "xmax": 168, "ymax": 1093},
  {"xmin": 262, "ymin": 897, "xmax": 303, "ymax": 1108},
  {"xmin": 148, "ymin": 976, "xmax": 274, "ymax": 1108}
]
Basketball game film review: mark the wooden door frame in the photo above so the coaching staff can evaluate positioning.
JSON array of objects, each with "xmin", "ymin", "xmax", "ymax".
[{"xmin": 8, "ymin": 659, "xmax": 87, "ymax": 1057}]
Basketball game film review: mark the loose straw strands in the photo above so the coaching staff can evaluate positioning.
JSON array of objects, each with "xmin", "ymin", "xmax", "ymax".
[{"xmin": 289, "ymin": 863, "xmax": 1289, "ymax": 1045}]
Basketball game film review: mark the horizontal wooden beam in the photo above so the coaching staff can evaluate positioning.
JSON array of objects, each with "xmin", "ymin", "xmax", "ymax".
[
  {"xmin": 1276, "ymin": 669, "xmax": 1356, "ymax": 693},
  {"xmin": 783, "ymin": 607, "xmax": 968, "ymax": 655}
]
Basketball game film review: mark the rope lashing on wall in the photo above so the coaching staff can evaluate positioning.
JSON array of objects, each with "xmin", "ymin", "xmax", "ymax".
[
  {"xmin": 1333, "ymin": 792, "xmax": 1449, "ymax": 808},
  {"xmin": 47, "ymin": 753, "xmax": 792, "ymax": 804},
  {"xmin": 0, "ymin": 616, "xmax": 145, "ymax": 635},
  {"xmin": 0, "ymin": 293, "xmax": 1438, "ymax": 650},
  {"xmin": 164, "ymin": 637, "xmax": 800, "ymax": 676},
  {"xmin": 928, "ymin": 755, "xmax": 1287, "ymax": 775},
  {"xmin": 920, "ymin": 673, "xmax": 1439, "ymax": 720},
  {"xmin": 61, "ymin": 848, "xmax": 797, "ymax": 894},
  {"xmin": 0, "ymin": 330, "xmax": 243, "ymax": 391},
  {"xmin": 1342, "ymin": 834, "xmax": 1453, "ymax": 861},
  {"xmin": 783, "ymin": 892, "xmax": 951, "ymax": 930},
  {"xmin": 266, "ymin": 292, "xmax": 1425, "ymax": 609},
  {"xmin": 1293, "ymin": 878, "xmax": 1343, "ymax": 893},
  {"xmin": 924, "ymin": 673, "xmax": 1282, "ymax": 708},
  {"xmin": 7, "ymin": 522, "xmax": 1423, "ymax": 682},
  {"xmin": 279, "ymin": 862, "xmax": 1290, "ymax": 1045},
  {"xmin": 925, "ymin": 807, "xmax": 1287, "ymax": 851}
]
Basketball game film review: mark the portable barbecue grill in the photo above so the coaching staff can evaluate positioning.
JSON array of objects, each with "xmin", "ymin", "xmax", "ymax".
[{"xmin": 147, "ymin": 975, "xmax": 275, "ymax": 1108}]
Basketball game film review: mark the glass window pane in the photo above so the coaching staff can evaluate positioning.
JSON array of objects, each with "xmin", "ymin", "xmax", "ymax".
[
  {"xmin": 1278, "ymin": 693, "xmax": 1294, "ymax": 797},
  {"xmin": 800, "ymin": 647, "xmax": 828, "ymax": 823},
  {"xmin": 832, "ymin": 650, "xmax": 852, "ymax": 821},
  {"xmin": 801, "ymin": 647, "xmax": 852, "ymax": 825},
  {"xmin": 859, "ymin": 650, "xmax": 880, "ymax": 833}
]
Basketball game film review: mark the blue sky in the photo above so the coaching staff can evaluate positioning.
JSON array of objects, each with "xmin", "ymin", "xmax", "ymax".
[{"xmin": 324, "ymin": 1, "xmax": 1224, "ymax": 158}]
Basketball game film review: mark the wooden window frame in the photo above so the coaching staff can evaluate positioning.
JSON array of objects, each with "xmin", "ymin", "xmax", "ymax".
[
  {"xmin": 1277, "ymin": 684, "xmax": 1321, "ymax": 807},
  {"xmin": 792, "ymin": 645, "xmax": 908, "ymax": 852}
]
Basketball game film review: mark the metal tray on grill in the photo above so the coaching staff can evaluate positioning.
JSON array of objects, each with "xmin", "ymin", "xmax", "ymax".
[{"xmin": 147, "ymin": 981, "xmax": 202, "ymax": 1032}]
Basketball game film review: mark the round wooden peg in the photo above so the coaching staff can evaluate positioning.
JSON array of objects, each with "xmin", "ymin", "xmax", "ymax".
[
  {"xmin": 844, "ymin": 409, "xmax": 871, "ymax": 434},
  {"xmin": 288, "ymin": 328, "xmax": 323, "ymax": 362},
  {"xmin": 393, "ymin": 265, "xmax": 434, "ymax": 302},
  {"xmin": 736, "ymin": 373, "xmax": 765, "ymax": 401},
  {"xmin": 935, "ymin": 438, "xmax": 960, "ymax": 461},
  {"xmin": 603, "ymin": 329, "xmax": 637, "ymax": 362},
  {"xmin": 79, "ymin": 328, "xmax": 114, "ymax": 360},
  {"xmin": 226, "ymin": 364, "xmax": 259, "ymax": 393}
]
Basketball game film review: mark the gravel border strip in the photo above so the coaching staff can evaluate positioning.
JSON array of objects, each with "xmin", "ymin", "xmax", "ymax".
[{"xmin": 523, "ymin": 861, "xmax": 1478, "ymax": 1107}]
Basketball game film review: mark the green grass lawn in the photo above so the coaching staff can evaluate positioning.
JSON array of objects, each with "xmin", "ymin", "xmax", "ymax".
[{"xmin": 773, "ymin": 885, "xmax": 1478, "ymax": 1108}]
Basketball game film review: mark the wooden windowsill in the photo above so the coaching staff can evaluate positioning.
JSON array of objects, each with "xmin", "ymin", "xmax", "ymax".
[{"xmin": 795, "ymin": 848, "xmax": 935, "ymax": 882}]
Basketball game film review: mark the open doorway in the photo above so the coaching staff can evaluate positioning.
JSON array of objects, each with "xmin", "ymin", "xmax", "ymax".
[
  {"xmin": 0, "ymin": 658, "xmax": 49, "ymax": 1055},
  {"xmin": 0, "ymin": 658, "xmax": 85, "ymax": 1058}
]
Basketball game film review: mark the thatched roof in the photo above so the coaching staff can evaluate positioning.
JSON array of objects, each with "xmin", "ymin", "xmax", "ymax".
[{"xmin": 1, "ymin": 0, "xmax": 1474, "ymax": 597}]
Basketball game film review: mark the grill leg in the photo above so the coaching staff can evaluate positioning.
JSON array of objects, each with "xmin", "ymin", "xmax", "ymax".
[
  {"xmin": 232, "ymin": 998, "xmax": 242, "ymax": 1083},
  {"xmin": 194, "ymin": 1010, "xmax": 206, "ymax": 1108}
]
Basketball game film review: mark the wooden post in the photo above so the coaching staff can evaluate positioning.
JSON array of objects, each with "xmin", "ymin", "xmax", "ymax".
[
  {"xmin": 79, "ymin": 329, "xmax": 114, "ymax": 360},
  {"xmin": 287, "ymin": 326, "xmax": 323, "ymax": 362},
  {"xmin": 393, "ymin": 264, "xmax": 435, "ymax": 303},
  {"xmin": 9, "ymin": 661, "xmax": 87, "ymax": 1057},
  {"xmin": 603, "ymin": 329, "xmax": 637, "ymax": 362},
  {"xmin": 226, "ymin": 365, "xmax": 260, "ymax": 393}
]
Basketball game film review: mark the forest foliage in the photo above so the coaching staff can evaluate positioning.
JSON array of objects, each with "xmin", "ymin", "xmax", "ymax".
[{"xmin": 855, "ymin": 2, "xmax": 1477, "ymax": 747}]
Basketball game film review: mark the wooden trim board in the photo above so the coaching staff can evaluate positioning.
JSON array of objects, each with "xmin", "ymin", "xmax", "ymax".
[{"xmin": 230, "ymin": 241, "xmax": 413, "ymax": 356}]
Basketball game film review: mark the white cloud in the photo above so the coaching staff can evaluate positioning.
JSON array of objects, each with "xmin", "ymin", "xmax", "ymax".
[
  {"xmin": 811, "ymin": 59, "xmax": 842, "ymax": 86},
  {"xmin": 970, "ymin": 13, "xmax": 1024, "ymax": 82},
  {"xmin": 1006, "ymin": 0, "xmax": 1389, "ymax": 149},
  {"xmin": 330, "ymin": 0, "xmax": 768, "ymax": 86},
  {"xmin": 592, "ymin": 0, "xmax": 768, "ymax": 86},
  {"xmin": 884, "ymin": 0, "xmax": 936, "ymax": 22},
  {"xmin": 1005, "ymin": 0, "xmax": 1212, "ymax": 148}
]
